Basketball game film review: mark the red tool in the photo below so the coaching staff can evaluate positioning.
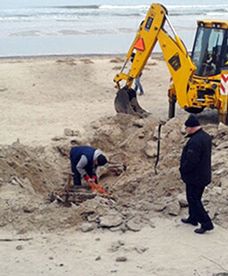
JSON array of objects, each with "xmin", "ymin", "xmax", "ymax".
[
  {"xmin": 84, "ymin": 175, "xmax": 109, "ymax": 195},
  {"xmin": 88, "ymin": 181, "xmax": 109, "ymax": 195}
]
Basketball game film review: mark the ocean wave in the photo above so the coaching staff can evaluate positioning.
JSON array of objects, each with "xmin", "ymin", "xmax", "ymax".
[
  {"xmin": 99, "ymin": 5, "xmax": 148, "ymax": 10},
  {"xmin": 0, "ymin": 4, "xmax": 228, "ymax": 23},
  {"xmin": 53, "ymin": 5, "xmax": 100, "ymax": 9},
  {"xmin": 168, "ymin": 7, "xmax": 228, "ymax": 16}
]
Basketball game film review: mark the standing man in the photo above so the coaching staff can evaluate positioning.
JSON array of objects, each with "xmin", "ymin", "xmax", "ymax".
[
  {"xmin": 180, "ymin": 115, "xmax": 214, "ymax": 234},
  {"xmin": 69, "ymin": 145, "xmax": 108, "ymax": 189},
  {"xmin": 134, "ymin": 72, "xmax": 144, "ymax": 96}
]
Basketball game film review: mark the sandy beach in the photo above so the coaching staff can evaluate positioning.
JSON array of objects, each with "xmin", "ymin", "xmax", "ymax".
[
  {"xmin": 1, "ymin": 55, "xmax": 228, "ymax": 276},
  {"xmin": 0, "ymin": 55, "xmax": 171, "ymax": 146}
]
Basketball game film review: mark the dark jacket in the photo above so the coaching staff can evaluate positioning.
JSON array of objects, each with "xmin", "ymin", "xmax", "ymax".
[
  {"xmin": 70, "ymin": 146, "xmax": 96, "ymax": 175},
  {"xmin": 180, "ymin": 128, "xmax": 212, "ymax": 186}
]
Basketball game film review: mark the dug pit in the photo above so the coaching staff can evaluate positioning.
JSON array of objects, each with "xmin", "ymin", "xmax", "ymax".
[{"xmin": 1, "ymin": 114, "xmax": 228, "ymax": 233}]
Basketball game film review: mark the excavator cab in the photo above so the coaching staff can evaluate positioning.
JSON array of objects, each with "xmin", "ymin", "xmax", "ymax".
[{"xmin": 192, "ymin": 21, "xmax": 228, "ymax": 77}]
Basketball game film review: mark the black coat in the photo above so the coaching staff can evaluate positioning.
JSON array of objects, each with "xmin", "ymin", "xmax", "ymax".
[{"xmin": 180, "ymin": 128, "xmax": 212, "ymax": 186}]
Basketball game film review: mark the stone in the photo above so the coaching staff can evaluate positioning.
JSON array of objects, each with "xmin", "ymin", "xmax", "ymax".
[
  {"xmin": 167, "ymin": 201, "xmax": 180, "ymax": 216},
  {"xmin": 210, "ymin": 186, "xmax": 223, "ymax": 196},
  {"xmin": 70, "ymin": 136, "xmax": 84, "ymax": 145},
  {"xmin": 153, "ymin": 203, "xmax": 166, "ymax": 212},
  {"xmin": 220, "ymin": 177, "xmax": 228, "ymax": 187},
  {"xmin": 126, "ymin": 218, "xmax": 142, "ymax": 232},
  {"xmin": 134, "ymin": 246, "xmax": 149, "ymax": 254},
  {"xmin": 23, "ymin": 205, "xmax": 37, "ymax": 213},
  {"xmin": 64, "ymin": 128, "xmax": 74, "ymax": 136},
  {"xmin": 133, "ymin": 119, "xmax": 144, "ymax": 128},
  {"xmin": 87, "ymin": 213, "xmax": 99, "ymax": 223},
  {"xmin": 216, "ymin": 141, "xmax": 228, "ymax": 150},
  {"xmin": 109, "ymin": 226, "xmax": 122, "ymax": 232},
  {"xmin": 208, "ymin": 206, "xmax": 218, "ymax": 220},
  {"xmin": 177, "ymin": 194, "xmax": 188, "ymax": 208},
  {"xmin": 116, "ymin": 256, "xmax": 127, "ymax": 262},
  {"xmin": 214, "ymin": 168, "xmax": 227, "ymax": 176},
  {"xmin": 9, "ymin": 176, "xmax": 24, "ymax": 188},
  {"xmin": 218, "ymin": 122, "xmax": 228, "ymax": 133},
  {"xmin": 80, "ymin": 222, "xmax": 94, "ymax": 232},
  {"xmin": 99, "ymin": 214, "xmax": 123, "ymax": 228},
  {"xmin": 51, "ymin": 136, "xmax": 67, "ymax": 141},
  {"xmin": 109, "ymin": 240, "xmax": 125, "ymax": 252},
  {"xmin": 16, "ymin": 245, "xmax": 23, "ymax": 250},
  {"xmin": 144, "ymin": 140, "xmax": 157, "ymax": 158},
  {"xmin": 138, "ymin": 132, "xmax": 145, "ymax": 139}
]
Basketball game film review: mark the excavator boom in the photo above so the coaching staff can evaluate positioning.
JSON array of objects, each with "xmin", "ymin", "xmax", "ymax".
[
  {"xmin": 114, "ymin": 3, "xmax": 196, "ymax": 115},
  {"xmin": 113, "ymin": 3, "xmax": 228, "ymax": 124}
]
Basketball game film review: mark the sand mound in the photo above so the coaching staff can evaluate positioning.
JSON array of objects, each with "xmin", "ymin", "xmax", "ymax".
[{"xmin": 1, "ymin": 114, "xmax": 228, "ymax": 233}]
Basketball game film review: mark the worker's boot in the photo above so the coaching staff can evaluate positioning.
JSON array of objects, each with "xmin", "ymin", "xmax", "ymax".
[
  {"xmin": 181, "ymin": 218, "xmax": 198, "ymax": 226},
  {"xmin": 194, "ymin": 222, "xmax": 214, "ymax": 234}
]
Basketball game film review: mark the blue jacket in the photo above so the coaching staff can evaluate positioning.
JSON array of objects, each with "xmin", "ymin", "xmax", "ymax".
[
  {"xmin": 70, "ymin": 146, "xmax": 96, "ymax": 176},
  {"xmin": 180, "ymin": 129, "xmax": 212, "ymax": 186}
]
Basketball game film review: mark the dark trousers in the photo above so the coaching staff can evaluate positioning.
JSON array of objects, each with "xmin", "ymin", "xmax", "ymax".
[
  {"xmin": 186, "ymin": 183, "xmax": 213, "ymax": 229},
  {"xmin": 72, "ymin": 170, "xmax": 81, "ymax": 186},
  {"xmin": 72, "ymin": 168, "xmax": 96, "ymax": 186}
]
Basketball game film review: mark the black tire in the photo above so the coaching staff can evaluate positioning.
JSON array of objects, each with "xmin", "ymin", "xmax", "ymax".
[{"xmin": 185, "ymin": 107, "xmax": 205, "ymax": 114}]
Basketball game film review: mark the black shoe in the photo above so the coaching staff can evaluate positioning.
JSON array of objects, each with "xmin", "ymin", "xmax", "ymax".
[
  {"xmin": 194, "ymin": 225, "xmax": 214, "ymax": 234},
  {"xmin": 181, "ymin": 218, "xmax": 198, "ymax": 226}
]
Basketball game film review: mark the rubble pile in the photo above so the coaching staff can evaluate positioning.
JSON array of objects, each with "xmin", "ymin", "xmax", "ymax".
[{"xmin": 0, "ymin": 114, "xmax": 228, "ymax": 233}]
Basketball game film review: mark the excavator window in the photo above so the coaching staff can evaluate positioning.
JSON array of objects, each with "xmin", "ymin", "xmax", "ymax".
[{"xmin": 192, "ymin": 26, "xmax": 227, "ymax": 76}]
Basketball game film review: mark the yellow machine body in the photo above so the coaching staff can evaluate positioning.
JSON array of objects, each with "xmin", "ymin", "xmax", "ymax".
[{"xmin": 113, "ymin": 3, "xmax": 228, "ymax": 124}]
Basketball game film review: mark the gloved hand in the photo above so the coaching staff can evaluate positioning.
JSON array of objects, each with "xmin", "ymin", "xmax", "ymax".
[
  {"xmin": 83, "ymin": 175, "xmax": 90, "ymax": 181},
  {"xmin": 92, "ymin": 175, "xmax": 97, "ymax": 183},
  {"xmin": 83, "ymin": 175, "xmax": 95, "ymax": 184}
]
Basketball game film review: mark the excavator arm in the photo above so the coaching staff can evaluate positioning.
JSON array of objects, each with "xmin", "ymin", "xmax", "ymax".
[{"xmin": 114, "ymin": 3, "xmax": 196, "ymax": 115}]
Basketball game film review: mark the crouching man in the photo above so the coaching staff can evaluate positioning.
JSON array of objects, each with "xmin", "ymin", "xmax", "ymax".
[{"xmin": 69, "ymin": 145, "xmax": 108, "ymax": 190}]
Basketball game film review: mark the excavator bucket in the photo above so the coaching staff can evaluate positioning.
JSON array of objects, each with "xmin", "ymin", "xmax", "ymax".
[{"xmin": 114, "ymin": 86, "xmax": 149, "ymax": 117}]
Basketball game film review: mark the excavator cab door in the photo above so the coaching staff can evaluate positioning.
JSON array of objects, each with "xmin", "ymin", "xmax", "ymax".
[{"xmin": 191, "ymin": 22, "xmax": 228, "ymax": 77}]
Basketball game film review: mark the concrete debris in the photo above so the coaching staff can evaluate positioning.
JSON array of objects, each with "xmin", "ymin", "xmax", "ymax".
[
  {"xmin": 177, "ymin": 193, "xmax": 188, "ymax": 208},
  {"xmin": 167, "ymin": 201, "xmax": 181, "ymax": 216},
  {"xmin": 80, "ymin": 222, "xmax": 95, "ymax": 232},
  {"xmin": 99, "ymin": 214, "xmax": 123, "ymax": 228},
  {"xmin": 144, "ymin": 140, "xmax": 157, "ymax": 158},
  {"xmin": 126, "ymin": 217, "xmax": 142, "ymax": 232}
]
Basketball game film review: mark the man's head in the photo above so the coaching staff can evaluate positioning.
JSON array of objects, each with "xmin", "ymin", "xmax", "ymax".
[
  {"xmin": 184, "ymin": 114, "xmax": 201, "ymax": 135},
  {"xmin": 96, "ymin": 154, "xmax": 108, "ymax": 166}
]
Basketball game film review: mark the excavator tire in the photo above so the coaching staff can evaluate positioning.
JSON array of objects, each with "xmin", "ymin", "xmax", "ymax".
[
  {"xmin": 185, "ymin": 107, "xmax": 205, "ymax": 114},
  {"xmin": 114, "ymin": 86, "xmax": 149, "ymax": 117}
]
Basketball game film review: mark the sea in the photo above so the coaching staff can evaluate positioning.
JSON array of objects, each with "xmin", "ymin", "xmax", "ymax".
[{"xmin": 0, "ymin": 0, "xmax": 228, "ymax": 57}]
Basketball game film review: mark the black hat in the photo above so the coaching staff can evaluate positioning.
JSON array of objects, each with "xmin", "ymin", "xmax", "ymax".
[
  {"xmin": 185, "ymin": 115, "xmax": 200, "ymax": 127},
  {"xmin": 97, "ymin": 154, "xmax": 108, "ymax": 166}
]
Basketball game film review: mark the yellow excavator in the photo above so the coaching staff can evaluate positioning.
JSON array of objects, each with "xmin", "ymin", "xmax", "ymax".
[{"xmin": 113, "ymin": 3, "xmax": 228, "ymax": 124}]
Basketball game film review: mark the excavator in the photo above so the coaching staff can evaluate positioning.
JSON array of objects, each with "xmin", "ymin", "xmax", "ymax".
[{"xmin": 113, "ymin": 3, "xmax": 228, "ymax": 124}]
